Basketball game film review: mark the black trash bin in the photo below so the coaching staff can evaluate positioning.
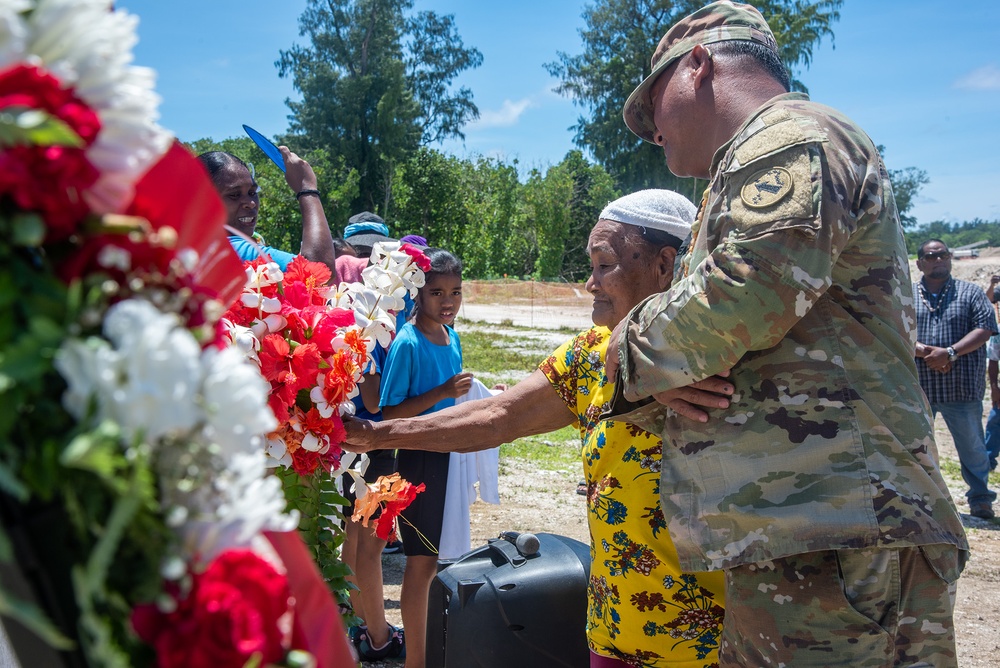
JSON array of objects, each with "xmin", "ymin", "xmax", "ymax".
[{"xmin": 426, "ymin": 532, "xmax": 590, "ymax": 668}]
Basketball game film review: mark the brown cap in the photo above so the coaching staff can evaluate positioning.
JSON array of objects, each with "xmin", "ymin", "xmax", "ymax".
[{"xmin": 623, "ymin": 1, "xmax": 778, "ymax": 143}]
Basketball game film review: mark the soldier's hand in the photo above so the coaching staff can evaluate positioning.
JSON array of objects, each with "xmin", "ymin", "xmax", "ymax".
[
  {"xmin": 605, "ymin": 320, "xmax": 626, "ymax": 380},
  {"xmin": 651, "ymin": 371, "xmax": 734, "ymax": 423}
]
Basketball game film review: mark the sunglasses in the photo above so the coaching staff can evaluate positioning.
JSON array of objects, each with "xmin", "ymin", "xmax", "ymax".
[{"xmin": 920, "ymin": 251, "xmax": 951, "ymax": 260}]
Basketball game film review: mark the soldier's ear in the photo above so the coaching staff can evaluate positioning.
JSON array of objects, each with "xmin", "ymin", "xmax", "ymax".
[{"xmin": 656, "ymin": 246, "xmax": 678, "ymax": 290}]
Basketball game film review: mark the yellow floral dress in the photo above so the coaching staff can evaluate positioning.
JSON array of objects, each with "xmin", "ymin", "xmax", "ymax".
[{"xmin": 539, "ymin": 327, "xmax": 725, "ymax": 668}]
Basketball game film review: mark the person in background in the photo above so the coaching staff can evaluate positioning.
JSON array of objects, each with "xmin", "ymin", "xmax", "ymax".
[
  {"xmin": 196, "ymin": 149, "xmax": 338, "ymax": 279},
  {"xmin": 914, "ymin": 239, "xmax": 997, "ymax": 519},
  {"xmin": 399, "ymin": 234, "xmax": 428, "ymax": 248},
  {"xmin": 344, "ymin": 211, "xmax": 393, "ymax": 258},
  {"xmin": 604, "ymin": 2, "xmax": 968, "ymax": 665},
  {"xmin": 985, "ymin": 334, "xmax": 1000, "ymax": 472},
  {"xmin": 987, "ymin": 273, "xmax": 1000, "ymax": 304},
  {"xmin": 345, "ymin": 191, "xmax": 730, "ymax": 668},
  {"xmin": 334, "ymin": 236, "xmax": 358, "ymax": 258},
  {"xmin": 341, "ymin": 342, "xmax": 403, "ymax": 662},
  {"xmin": 377, "ymin": 248, "xmax": 471, "ymax": 668}
]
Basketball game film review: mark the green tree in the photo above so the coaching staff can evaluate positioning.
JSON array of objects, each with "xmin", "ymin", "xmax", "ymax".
[
  {"xmin": 877, "ymin": 144, "xmax": 929, "ymax": 229},
  {"xmin": 523, "ymin": 151, "xmax": 620, "ymax": 281},
  {"xmin": 391, "ymin": 147, "xmax": 472, "ymax": 248},
  {"xmin": 276, "ymin": 0, "xmax": 481, "ymax": 215},
  {"xmin": 888, "ymin": 166, "xmax": 929, "ymax": 229},
  {"xmin": 546, "ymin": 0, "xmax": 841, "ymax": 196}
]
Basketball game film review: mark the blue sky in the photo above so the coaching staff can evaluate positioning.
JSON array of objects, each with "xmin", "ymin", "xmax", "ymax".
[{"xmin": 118, "ymin": 0, "xmax": 1000, "ymax": 226}]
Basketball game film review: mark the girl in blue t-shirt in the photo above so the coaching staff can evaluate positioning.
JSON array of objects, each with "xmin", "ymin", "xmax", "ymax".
[{"xmin": 378, "ymin": 247, "xmax": 472, "ymax": 666}]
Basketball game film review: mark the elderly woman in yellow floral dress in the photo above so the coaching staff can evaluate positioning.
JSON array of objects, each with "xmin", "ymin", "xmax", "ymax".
[{"xmin": 344, "ymin": 189, "xmax": 732, "ymax": 668}]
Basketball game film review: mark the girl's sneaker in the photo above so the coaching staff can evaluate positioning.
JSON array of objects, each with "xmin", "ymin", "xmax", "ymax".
[{"xmin": 357, "ymin": 624, "xmax": 405, "ymax": 661}]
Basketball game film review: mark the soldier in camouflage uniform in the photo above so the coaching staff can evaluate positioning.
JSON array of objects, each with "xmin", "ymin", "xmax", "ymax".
[{"xmin": 605, "ymin": 2, "xmax": 969, "ymax": 666}]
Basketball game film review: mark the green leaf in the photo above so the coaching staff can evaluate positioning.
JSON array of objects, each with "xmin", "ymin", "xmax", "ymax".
[
  {"xmin": 0, "ymin": 461, "xmax": 29, "ymax": 502},
  {"xmin": 60, "ymin": 422, "xmax": 125, "ymax": 486},
  {"xmin": 0, "ymin": 108, "xmax": 84, "ymax": 148},
  {"xmin": 0, "ymin": 525, "xmax": 11, "ymax": 562},
  {"xmin": 0, "ymin": 586, "xmax": 74, "ymax": 650},
  {"xmin": 10, "ymin": 213, "xmax": 46, "ymax": 248}
]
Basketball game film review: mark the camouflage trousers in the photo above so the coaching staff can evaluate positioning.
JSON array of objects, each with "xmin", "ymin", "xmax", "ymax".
[{"xmin": 718, "ymin": 545, "xmax": 963, "ymax": 667}]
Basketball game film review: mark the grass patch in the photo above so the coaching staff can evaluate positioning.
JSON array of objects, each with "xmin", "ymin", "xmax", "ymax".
[
  {"xmin": 461, "ymin": 328, "xmax": 546, "ymax": 376},
  {"xmin": 938, "ymin": 458, "xmax": 963, "ymax": 483},
  {"xmin": 460, "ymin": 325, "xmax": 584, "ymax": 475},
  {"xmin": 499, "ymin": 425, "xmax": 581, "ymax": 472}
]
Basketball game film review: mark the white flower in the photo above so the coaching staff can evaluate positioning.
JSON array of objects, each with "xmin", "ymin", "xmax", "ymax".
[
  {"xmin": 200, "ymin": 346, "xmax": 276, "ymax": 459},
  {"xmin": 265, "ymin": 436, "xmax": 292, "ymax": 468},
  {"xmin": 173, "ymin": 451, "xmax": 298, "ymax": 564},
  {"xmin": 222, "ymin": 320, "xmax": 261, "ymax": 363},
  {"xmin": 0, "ymin": 0, "xmax": 30, "ymax": 66},
  {"xmin": 361, "ymin": 265, "xmax": 408, "ymax": 311},
  {"xmin": 56, "ymin": 299, "xmax": 203, "ymax": 444},
  {"xmin": 13, "ymin": 0, "xmax": 173, "ymax": 214},
  {"xmin": 53, "ymin": 336, "xmax": 105, "ymax": 420},
  {"xmin": 245, "ymin": 261, "xmax": 283, "ymax": 290}
]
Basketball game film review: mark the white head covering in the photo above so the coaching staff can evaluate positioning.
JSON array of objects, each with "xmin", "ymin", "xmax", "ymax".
[{"xmin": 599, "ymin": 189, "xmax": 696, "ymax": 243}]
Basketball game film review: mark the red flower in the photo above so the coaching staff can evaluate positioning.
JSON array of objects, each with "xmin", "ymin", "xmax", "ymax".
[
  {"xmin": 315, "ymin": 349, "xmax": 361, "ymax": 408},
  {"xmin": 353, "ymin": 473, "xmax": 426, "ymax": 542},
  {"xmin": 400, "ymin": 243, "xmax": 431, "ymax": 272},
  {"xmin": 259, "ymin": 336, "xmax": 322, "ymax": 410},
  {"xmin": 282, "ymin": 255, "xmax": 332, "ymax": 304},
  {"xmin": 291, "ymin": 448, "xmax": 320, "ymax": 477},
  {"xmin": 0, "ymin": 63, "xmax": 101, "ymax": 240},
  {"xmin": 131, "ymin": 550, "xmax": 291, "ymax": 668},
  {"xmin": 377, "ymin": 480, "xmax": 425, "ymax": 541},
  {"xmin": 284, "ymin": 305, "xmax": 354, "ymax": 355}
]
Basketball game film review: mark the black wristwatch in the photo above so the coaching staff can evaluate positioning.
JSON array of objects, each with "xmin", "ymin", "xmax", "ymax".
[{"xmin": 946, "ymin": 346, "xmax": 958, "ymax": 362}]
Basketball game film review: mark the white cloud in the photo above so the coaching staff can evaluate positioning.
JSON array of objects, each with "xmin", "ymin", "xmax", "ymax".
[
  {"xmin": 953, "ymin": 64, "xmax": 1000, "ymax": 91},
  {"xmin": 471, "ymin": 98, "xmax": 534, "ymax": 129}
]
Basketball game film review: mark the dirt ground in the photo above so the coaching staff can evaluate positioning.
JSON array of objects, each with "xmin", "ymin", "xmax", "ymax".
[{"xmin": 367, "ymin": 262, "xmax": 1000, "ymax": 667}]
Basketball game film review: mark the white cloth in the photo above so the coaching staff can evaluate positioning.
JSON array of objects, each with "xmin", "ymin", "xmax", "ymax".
[
  {"xmin": 437, "ymin": 379, "xmax": 502, "ymax": 560},
  {"xmin": 988, "ymin": 333, "xmax": 1000, "ymax": 361},
  {"xmin": 598, "ymin": 188, "xmax": 696, "ymax": 240}
]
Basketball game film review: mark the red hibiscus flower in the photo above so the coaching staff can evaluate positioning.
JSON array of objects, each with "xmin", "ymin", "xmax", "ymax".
[
  {"xmin": 284, "ymin": 306, "xmax": 354, "ymax": 355},
  {"xmin": 130, "ymin": 550, "xmax": 291, "ymax": 668},
  {"xmin": 377, "ymin": 480, "xmax": 425, "ymax": 541},
  {"xmin": 282, "ymin": 256, "xmax": 331, "ymax": 304}
]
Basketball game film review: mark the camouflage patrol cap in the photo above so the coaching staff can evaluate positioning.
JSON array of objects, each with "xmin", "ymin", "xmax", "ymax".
[{"xmin": 623, "ymin": 1, "xmax": 779, "ymax": 144}]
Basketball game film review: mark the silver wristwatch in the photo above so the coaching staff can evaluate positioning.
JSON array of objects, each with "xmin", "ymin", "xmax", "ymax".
[{"xmin": 947, "ymin": 346, "xmax": 958, "ymax": 361}]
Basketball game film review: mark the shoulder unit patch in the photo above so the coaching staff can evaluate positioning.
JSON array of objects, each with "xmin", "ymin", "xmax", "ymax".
[{"xmin": 740, "ymin": 167, "xmax": 793, "ymax": 208}]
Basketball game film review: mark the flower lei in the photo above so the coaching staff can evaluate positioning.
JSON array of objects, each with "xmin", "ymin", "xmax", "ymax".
[
  {"xmin": 0, "ymin": 2, "xmax": 351, "ymax": 666},
  {"xmin": 222, "ymin": 243, "xmax": 429, "ymax": 553}
]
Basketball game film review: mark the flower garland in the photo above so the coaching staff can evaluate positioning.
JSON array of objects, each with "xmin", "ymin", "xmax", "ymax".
[
  {"xmin": 221, "ymin": 242, "xmax": 430, "ymax": 598},
  {"xmin": 0, "ymin": 1, "xmax": 353, "ymax": 666}
]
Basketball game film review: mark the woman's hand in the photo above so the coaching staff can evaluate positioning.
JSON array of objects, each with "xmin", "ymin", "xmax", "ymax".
[
  {"xmin": 342, "ymin": 416, "xmax": 378, "ymax": 452},
  {"xmin": 279, "ymin": 146, "xmax": 318, "ymax": 193}
]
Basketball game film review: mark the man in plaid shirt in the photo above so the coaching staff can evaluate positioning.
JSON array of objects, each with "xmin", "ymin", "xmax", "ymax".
[{"xmin": 914, "ymin": 239, "xmax": 998, "ymax": 519}]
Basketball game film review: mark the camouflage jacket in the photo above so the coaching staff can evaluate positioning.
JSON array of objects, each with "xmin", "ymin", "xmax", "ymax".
[{"xmin": 609, "ymin": 93, "xmax": 968, "ymax": 572}]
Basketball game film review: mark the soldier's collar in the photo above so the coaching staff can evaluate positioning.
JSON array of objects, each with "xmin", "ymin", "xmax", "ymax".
[{"xmin": 710, "ymin": 92, "xmax": 810, "ymax": 177}]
